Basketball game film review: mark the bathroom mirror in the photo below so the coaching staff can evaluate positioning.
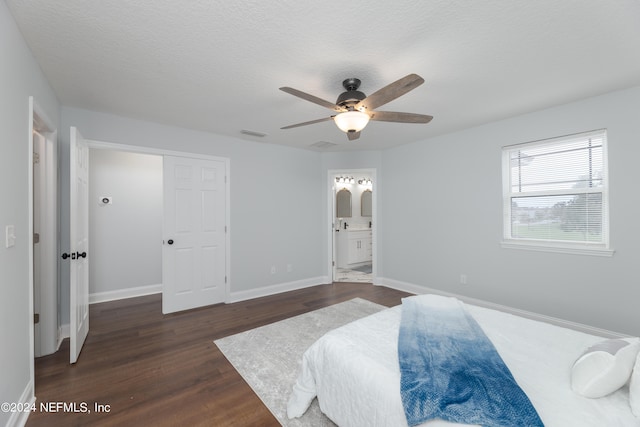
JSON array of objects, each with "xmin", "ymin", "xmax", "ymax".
[
  {"xmin": 361, "ymin": 189, "xmax": 372, "ymax": 217},
  {"xmin": 336, "ymin": 188, "xmax": 352, "ymax": 218}
]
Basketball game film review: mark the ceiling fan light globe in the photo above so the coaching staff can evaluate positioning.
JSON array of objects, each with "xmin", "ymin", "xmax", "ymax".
[{"xmin": 334, "ymin": 111, "xmax": 370, "ymax": 133}]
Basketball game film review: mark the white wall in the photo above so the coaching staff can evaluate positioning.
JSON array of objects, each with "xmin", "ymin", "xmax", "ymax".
[
  {"xmin": 59, "ymin": 107, "xmax": 325, "ymax": 323},
  {"xmin": 89, "ymin": 150, "xmax": 163, "ymax": 297},
  {"xmin": 380, "ymin": 86, "xmax": 640, "ymax": 336},
  {"xmin": 0, "ymin": 2, "xmax": 60, "ymax": 425}
]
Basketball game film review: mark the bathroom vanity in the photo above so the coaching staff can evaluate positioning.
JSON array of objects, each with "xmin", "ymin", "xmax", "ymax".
[{"xmin": 336, "ymin": 228, "xmax": 372, "ymax": 268}]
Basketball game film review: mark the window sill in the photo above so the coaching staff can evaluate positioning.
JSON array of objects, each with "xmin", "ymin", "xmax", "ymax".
[{"xmin": 501, "ymin": 240, "xmax": 615, "ymax": 257}]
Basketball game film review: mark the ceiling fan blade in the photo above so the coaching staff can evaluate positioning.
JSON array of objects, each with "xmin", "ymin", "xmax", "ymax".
[
  {"xmin": 279, "ymin": 87, "xmax": 341, "ymax": 111},
  {"xmin": 281, "ymin": 116, "xmax": 334, "ymax": 130},
  {"xmin": 369, "ymin": 111, "xmax": 433, "ymax": 124},
  {"xmin": 356, "ymin": 74, "xmax": 425, "ymax": 111},
  {"xmin": 347, "ymin": 131, "xmax": 361, "ymax": 141}
]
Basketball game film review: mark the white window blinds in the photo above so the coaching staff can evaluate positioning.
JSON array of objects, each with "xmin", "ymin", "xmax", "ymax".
[{"xmin": 503, "ymin": 129, "xmax": 609, "ymax": 248}]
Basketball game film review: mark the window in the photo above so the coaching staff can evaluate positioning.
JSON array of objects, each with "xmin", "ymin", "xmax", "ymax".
[{"xmin": 502, "ymin": 129, "xmax": 613, "ymax": 256}]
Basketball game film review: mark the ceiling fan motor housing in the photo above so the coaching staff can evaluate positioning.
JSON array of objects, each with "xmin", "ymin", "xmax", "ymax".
[{"xmin": 336, "ymin": 78, "xmax": 366, "ymax": 109}]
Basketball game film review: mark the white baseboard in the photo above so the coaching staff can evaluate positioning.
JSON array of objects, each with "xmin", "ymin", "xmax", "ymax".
[
  {"xmin": 228, "ymin": 276, "xmax": 329, "ymax": 303},
  {"xmin": 377, "ymin": 277, "xmax": 625, "ymax": 339},
  {"xmin": 89, "ymin": 284, "xmax": 162, "ymax": 305},
  {"xmin": 58, "ymin": 323, "xmax": 70, "ymax": 346},
  {"xmin": 6, "ymin": 381, "xmax": 35, "ymax": 427}
]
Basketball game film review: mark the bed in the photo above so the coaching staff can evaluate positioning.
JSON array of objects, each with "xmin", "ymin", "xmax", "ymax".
[{"xmin": 287, "ymin": 294, "xmax": 640, "ymax": 426}]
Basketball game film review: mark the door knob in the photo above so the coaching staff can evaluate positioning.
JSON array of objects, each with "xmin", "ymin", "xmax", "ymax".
[
  {"xmin": 62, "ymin": 252, "xmax": 86, "ymax": 259},
  {"xmin": 167, "ymin": 239, "xmax": 174, "ymax": 245}
]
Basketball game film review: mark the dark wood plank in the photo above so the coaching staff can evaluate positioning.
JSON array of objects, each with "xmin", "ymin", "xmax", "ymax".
[{"xmin": 27, "ymin": 283, "xmax": 411, "ymax": 426}]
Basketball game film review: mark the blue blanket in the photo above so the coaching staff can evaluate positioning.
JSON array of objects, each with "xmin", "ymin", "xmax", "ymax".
[{"xmin": 398, "ymin": 295, "xmax": 544, "ymax": 426}]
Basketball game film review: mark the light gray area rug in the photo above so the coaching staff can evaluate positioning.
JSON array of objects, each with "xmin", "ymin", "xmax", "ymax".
[{"xmin": 214, "ymin": 298, "xmax": 386, "ymax": 426}]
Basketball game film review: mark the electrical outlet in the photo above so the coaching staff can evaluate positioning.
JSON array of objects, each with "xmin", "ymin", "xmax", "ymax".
[
  {"xmin": 460, "ymin": 274, "xmax": 468, "ymax": 285},
  {"xmin": 270, "ymin": 265, "xmax": 277, "ymax": 274},
  {"xmin": 287, "ymin": 264, "xmax": 293, "ymax": 273}
]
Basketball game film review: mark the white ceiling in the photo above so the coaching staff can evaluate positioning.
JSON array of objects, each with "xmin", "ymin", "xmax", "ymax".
[{"xmin": 6, "ymin": 1, "xmax": 640, "ymax": 151}]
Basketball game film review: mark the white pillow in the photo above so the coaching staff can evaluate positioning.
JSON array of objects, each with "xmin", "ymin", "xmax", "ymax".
[
  {"xmin": 630, "ymin": 351, "xmax": 640, "ymax": 417},
  {"xmin": 571, "ymin": 338, "xmax": 640, "ymax": 398}
]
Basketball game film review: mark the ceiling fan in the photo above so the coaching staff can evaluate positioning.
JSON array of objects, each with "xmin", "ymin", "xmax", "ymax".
[{"xmin": 279, "ymin": 73, "xmax": 433, "ymax": 141}]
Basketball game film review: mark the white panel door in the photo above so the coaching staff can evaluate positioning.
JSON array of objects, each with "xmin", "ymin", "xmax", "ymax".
[
  {"xmin": 163, "ymin": 156, "xmax": 227, "ymax": 314},
  {"xmin": 69, "ymin": 127, "xmax": 89, "ymax": 364}
]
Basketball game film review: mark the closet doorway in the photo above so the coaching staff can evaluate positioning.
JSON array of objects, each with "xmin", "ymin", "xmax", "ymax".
[
  {"xmin": 87, "ymin": 146, "xmax": 229, "ymax": 315},
  {"xmin": 329, "ymin": 169, "xmax": 376, "ymax": 283}
]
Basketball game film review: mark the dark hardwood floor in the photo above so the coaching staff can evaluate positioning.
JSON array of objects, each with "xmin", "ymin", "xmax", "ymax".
[{"xmin": 27, "ymin": 283, "xmax": 411, "ymax": 427}]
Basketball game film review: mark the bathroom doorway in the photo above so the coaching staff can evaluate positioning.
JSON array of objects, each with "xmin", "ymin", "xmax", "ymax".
[{"xmin": 329, "ymin": 169, "xmax": 376, "ymax": 283}]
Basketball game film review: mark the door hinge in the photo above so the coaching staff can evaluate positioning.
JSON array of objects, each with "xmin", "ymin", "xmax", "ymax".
[
  {"xmin": 225, "ymin": 225, "xmax": 227, "ymax": 233},
  {"xmin": 225, "ymin": 276, "xmax": 227, "ymax": 284},
  {"xmin": 34, "ymin": 313, "xmax": 40, "ymax": 324},
  {"xmin": 33, "ymin": 152, "xmax": 40, "ymax": 164},
  {"xmin": 33, "ymin": 233, "xmax": 40, "ymax": 244}
]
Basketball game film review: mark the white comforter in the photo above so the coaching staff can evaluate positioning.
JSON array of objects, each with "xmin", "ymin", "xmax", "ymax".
[{"xmin": 287, "ymin": 300, "xmax": 639, "ymax": 427}]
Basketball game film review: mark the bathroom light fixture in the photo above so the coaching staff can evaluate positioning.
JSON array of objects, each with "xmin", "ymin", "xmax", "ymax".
[
  {"xmin": 335, "ymin": 176, "xmax": 356, "ymax": 184},
  {"xmin": 358, "ymin": 178, "xmax": 373, "ymax": 186},
  {"xmin": 334, "ymin": 111, "xmax": 370, "ymax": 133}
]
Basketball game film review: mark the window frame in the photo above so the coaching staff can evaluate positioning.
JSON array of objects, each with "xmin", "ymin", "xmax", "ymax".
[{"xmin": 501, "ymin": 129, "xmax": 614, "ymax": 257}]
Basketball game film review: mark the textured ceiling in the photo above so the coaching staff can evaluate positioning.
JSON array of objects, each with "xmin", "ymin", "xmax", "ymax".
[{"xmin": 6, "ymin": 1, "xmax": 640, "ymax": 151}]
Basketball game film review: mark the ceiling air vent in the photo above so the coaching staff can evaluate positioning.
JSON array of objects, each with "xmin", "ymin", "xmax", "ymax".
[
  {"xmin": 310, "ymin": 141, "xmax": 337, "ymax": 150},
  {"xmin": 240, "ymin": 129, "xmax": 267, "ymax": 137}
]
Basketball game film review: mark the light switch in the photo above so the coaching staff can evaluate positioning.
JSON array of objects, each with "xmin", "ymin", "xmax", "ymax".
[{"xmin": 5, "ymin": 225, "xmax": 16, "ymax": 248}]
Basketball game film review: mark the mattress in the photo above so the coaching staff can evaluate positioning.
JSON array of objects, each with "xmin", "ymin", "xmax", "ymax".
[{"xmin": 287, "ymin": 298, "xmax": 639, "ymax": 426}]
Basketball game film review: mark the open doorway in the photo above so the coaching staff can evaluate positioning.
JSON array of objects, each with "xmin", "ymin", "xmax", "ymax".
[
  {"xmin": 329, "ymin": 169, "xmax": 376, "ymax": 283},
  {"xmin": 30, "ymin": 97, "xmax": 59, "ymax": 358},
  {"xmin": 82, "ymin": 140, "xmax": 230, "ymax": 313},
  {"xmin": 88, "ymin": 148, "xmax": 164, "ymax": 305}
]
